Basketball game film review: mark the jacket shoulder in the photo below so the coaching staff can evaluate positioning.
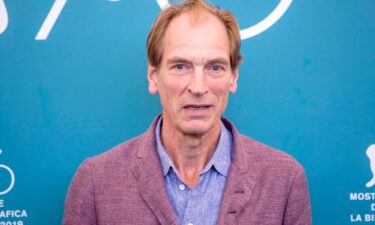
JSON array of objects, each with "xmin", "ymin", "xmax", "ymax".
[
  {"xmin": 79, "ymin": 133, "xmax": 149, "ymax": 174},
  {"xmin": 238, "ymin": 134, "xmax": 304, "ymax": 174}
]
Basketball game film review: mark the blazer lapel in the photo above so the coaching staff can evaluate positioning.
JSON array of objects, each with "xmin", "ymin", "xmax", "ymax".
[
  {"xmin": 216, "ymin": 119, "xmax": 257, "ymax": 225},
  {"xmin": 131, "ymin": 117, "xmax": 178, "ymax": 225}
]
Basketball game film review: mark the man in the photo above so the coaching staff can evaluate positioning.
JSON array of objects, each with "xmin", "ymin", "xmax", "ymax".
[{"xmin": 63, "ymin": 0, "xmax": 312, "ymax": 224}]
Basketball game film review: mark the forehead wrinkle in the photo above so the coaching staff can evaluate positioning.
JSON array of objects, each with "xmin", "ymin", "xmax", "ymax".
[
  {"xmin": 165, "ymin": 43, "xmax": 229, "ymax": 60},
  {"xmin": 167, "ymin": 55, "xmax": 230, "ymax": 67}
]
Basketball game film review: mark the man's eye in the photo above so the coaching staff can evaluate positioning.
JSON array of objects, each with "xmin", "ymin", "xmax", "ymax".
[
  {"xmin": 175, "ymin": 64, "xmax": 186, "ymax": 70},
  {"xmin": 210, "ymin": 64, "xmax": 223, "ymax": 72},
  {"xmin": 212, "ymin": 65, "xmax": 220, "ymax": 71}
]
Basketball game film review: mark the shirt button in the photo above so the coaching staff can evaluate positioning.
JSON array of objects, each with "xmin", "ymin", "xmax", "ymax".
[{"xmin": 178, "ymin": 184, "xmax": 185, "ymax": 191}]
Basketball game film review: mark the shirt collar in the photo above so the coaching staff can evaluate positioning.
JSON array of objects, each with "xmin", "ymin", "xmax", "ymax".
[{"xmin": 155, "ymin": 117, "xmax": 232, "ymax": 177}]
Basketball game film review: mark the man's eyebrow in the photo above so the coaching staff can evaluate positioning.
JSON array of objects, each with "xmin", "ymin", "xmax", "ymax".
[
  {"xmin": 166, "ymin": 57, "xmax": 192, "ymax": 65},
  {"xmin": 206, "ymin": 57, "xmax": 230, "ymax": 66}
]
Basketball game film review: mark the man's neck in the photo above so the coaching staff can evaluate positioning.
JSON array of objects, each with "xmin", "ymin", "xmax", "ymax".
[{"xmin": 160, "ymin": 119, "xmax": 221, "ymax": 189}]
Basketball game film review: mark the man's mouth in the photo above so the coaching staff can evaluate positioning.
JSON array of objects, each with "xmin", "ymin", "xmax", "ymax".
[{"xmin": 183, "ymin": 104, "xmax": 211, "ymax": 110}]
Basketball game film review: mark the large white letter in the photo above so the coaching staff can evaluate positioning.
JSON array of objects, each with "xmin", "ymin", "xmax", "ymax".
[
  {"xmin": 35, "ymin": 0, "xmax": 67, "ymax": 40},
  {"xmin": 156, "ymin": 0, "xmax": 293, "ymax": 40},
  {"xmin": 240, "ymin": 0, "xmax": 293, "ymax": 39},
  {"xmin": 156, "ymin": 0, "xmax": 170, "ymax": 10},
  {"xmin": 0, "ymin": 0, "xmax": 8, "ymax": 35}
]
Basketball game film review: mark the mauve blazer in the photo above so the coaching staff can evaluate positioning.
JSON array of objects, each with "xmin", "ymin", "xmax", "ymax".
[{"xmin": 63, "ymin": 117, "xmax": 312, "ymax": 225}]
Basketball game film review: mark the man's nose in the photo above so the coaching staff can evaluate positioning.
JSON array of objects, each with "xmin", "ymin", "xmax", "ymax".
[{"xmin": 188, "ymin": 69, "xmax": 208, "ymax": 96}]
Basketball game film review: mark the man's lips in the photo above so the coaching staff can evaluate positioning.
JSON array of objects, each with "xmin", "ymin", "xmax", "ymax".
[{"xmin": 183, "ymin": 104, "xmax": 212, "ymax": 110}]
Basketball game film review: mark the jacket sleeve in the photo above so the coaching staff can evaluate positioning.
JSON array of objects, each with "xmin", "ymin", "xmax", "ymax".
[
  {"xmin": 62, "ymin": 159, "xmax": 97, "ymax": 225},
  {"xmin": 283, "ymin": 166, "xmax": 312, "ymax": 225}
]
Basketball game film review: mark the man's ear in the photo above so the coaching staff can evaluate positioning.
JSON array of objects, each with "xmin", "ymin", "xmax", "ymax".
[
  {"xmin": 148, "ymin": 63, "xmax": 158, "ymax": 94},
  {"xmin": 229, "ymin": 69, "xmax": 239, "ymax": 93}
]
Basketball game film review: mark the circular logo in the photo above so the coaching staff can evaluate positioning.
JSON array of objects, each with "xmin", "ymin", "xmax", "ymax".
[
  {"xmin": 155, "ymin": 0, "xmax": 293, "ymax": 40},
  {"xmin": 0, "ymin": 150, "xmax": 15, "ymax": 195}
]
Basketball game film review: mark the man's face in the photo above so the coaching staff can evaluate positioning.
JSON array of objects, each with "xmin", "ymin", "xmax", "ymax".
[{"xmin": 148, "ymin": 12, "xmax": 238, "ymax": 135}]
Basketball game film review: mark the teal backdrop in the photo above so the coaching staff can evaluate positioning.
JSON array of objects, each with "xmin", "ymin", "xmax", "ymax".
[{"xmin": 1, "ymin": 0, "xmax": 375, "ymax": 224}]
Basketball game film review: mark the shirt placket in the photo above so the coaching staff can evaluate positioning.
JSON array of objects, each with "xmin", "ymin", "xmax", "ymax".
[{"xmin": 181, "ymin": 182, "xmax": 201, "ymax": 225}]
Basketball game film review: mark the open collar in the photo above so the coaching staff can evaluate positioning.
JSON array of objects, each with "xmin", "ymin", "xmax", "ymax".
[{"xmin": 155, "ymin": 116, "xmax": 232, "ymax": 177}]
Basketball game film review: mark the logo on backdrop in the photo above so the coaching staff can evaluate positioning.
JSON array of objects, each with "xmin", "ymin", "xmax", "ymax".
[
  {"xmin": 0, "ymin": 149, "xmax": 28, "ymax": 224},
  {"xmin": 156, "ymin": 0, "xmax": 293, "ymax": 40},
  {"xmin": 348, "ymin": 144, "xmax": 375, "ymax": 223},
  {"xmin": 0, "ymin": 150, "xmax": 15, "ymax": 196},
  {"xmin": 0, "ymin": 0, "xmax": 8, "ymax": 35},
  {"xmin": 366, "ymin": 145, "xmax": 375, "ymax": 188},
  {"xmin": 0, "ymin": 0, "xmax": 293, "ymax": 40}
]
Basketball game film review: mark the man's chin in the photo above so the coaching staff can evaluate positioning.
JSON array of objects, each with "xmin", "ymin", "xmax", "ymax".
[{"xmin": 177, "ymin": 120, "xmax": 215, "ymax": 136}]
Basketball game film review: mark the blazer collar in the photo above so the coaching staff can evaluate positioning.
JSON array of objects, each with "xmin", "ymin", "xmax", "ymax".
[
  {"xmin": 216, "ymin": 118, "xmax": 258, "ymax": 225},
  {"xmin": 131, "ymin": 115, "xmax": 179, "ymax": 225}
]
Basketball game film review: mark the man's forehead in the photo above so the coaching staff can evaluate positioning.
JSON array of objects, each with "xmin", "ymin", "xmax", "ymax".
[
  {"xmin": 163, "ymin": 12, "xmax": 229, "ymax": 51},
  {"xmin": 163, "ymin": 41, "xmax": 230, "ymax": 67}
]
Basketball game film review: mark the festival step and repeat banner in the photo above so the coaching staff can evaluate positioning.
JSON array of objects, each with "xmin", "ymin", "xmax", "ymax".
[{"xmin": 0, "ymin": 0, "xmax": 374, "ymax": 224}]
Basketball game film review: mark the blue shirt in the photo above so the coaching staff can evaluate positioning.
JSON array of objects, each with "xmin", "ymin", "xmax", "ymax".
[{"xmin": 155, "ymin": 118, "xmax": 232, "ymax": 225}]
